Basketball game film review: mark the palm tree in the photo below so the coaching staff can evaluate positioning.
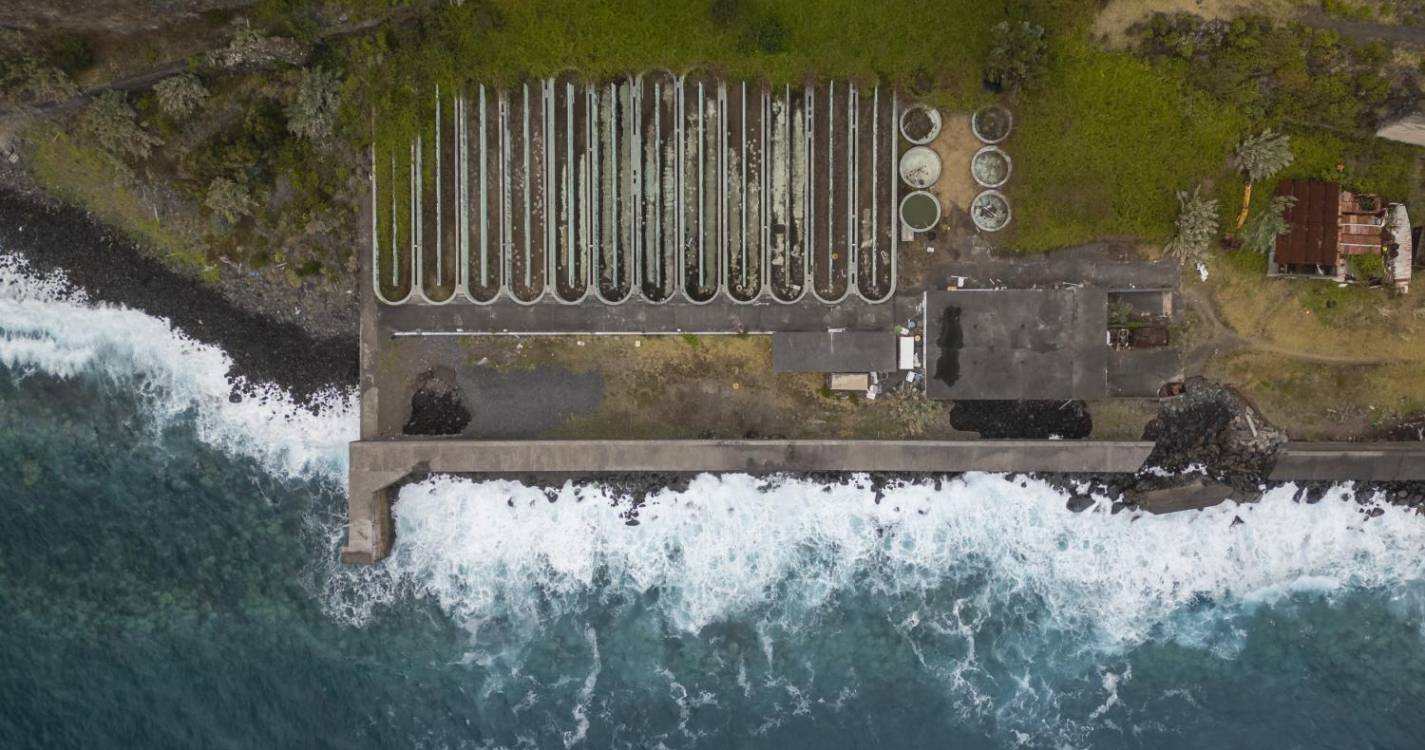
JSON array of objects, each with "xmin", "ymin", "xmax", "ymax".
[
  {"xmin": 1233, "ymin": 129, "xmax": 1293, "ymax": 229},
  {"xmin": 1240, "ymin": 195, "xmax": 1296, "ymax": 255},
  {"xmin": 1167, "ymin": 185, "xmax": 1219, "ymax": 265}
]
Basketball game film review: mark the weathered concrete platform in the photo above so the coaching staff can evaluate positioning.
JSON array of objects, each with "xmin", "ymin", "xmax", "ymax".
[
  {"xmin": 340, "ymin": 438, "xmax": 1156, "ymax": 563},
  {"xmin": 1270, "ymin": 443, "xmax": 1425, "ymax": 482}
]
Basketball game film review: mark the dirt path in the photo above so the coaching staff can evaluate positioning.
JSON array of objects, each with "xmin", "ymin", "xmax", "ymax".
[
  {"xmin": 0, "ymin": 9, "xmax": 405, "ymax": 123},
  {"xmin": 1181, "ymin": 286, "xmax": 1411, "ymax": 372},
  {"xmin": 1298, "ymin": 11, "xmax": 1425, "ymax": 46}
]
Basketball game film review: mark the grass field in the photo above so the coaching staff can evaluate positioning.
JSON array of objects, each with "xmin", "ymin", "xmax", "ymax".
[
  {"xmin": 1009, "ymin": 42, "xmax": 1245, "ymax": 251},
  {"xmin": 349, "ymin": 0, "xmax": 1058, "ymax": 148}
]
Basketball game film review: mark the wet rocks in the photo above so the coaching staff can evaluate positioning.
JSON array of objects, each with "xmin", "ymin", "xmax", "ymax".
[{"xmin": 1141, "ymin": 376, "xmax": 1285, "ymax": 490}]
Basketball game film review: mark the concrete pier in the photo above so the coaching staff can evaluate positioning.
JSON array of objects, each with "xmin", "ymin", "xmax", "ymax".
[
  {"xmin": 1269, "ymin": 443, "xmax": 1425, "ymax": 482},
  {"xmin": 340, "ymin": 438, "xmax": 1156, "ymax": 563}
]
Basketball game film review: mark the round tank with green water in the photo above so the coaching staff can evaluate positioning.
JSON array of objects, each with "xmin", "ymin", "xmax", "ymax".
[{"xmin": 899, "ymin": 190, "xmax": 941, "ymax": 233}]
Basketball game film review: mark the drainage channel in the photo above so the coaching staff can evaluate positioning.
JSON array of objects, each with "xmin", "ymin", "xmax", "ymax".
[{"xmin": 371, "ymin": 74, "xmax": 899, "ymax": 306}]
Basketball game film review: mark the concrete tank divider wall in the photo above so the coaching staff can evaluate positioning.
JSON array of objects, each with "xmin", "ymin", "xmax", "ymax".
[{"xmin": 370, "ymin": 74, "xmax": 903, "ymax": 307}]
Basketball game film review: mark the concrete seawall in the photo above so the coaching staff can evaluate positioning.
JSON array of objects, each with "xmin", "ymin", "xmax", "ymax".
[
  {"xmin": 341, "ymin": 438, "xmax": 1425, "ymax": 563},
  {"xmin": 1270, "ymin": 443, "xmax": 1425, "ymax": 482},
  {"xmin": 340, "ymin": 438, "xmax": 1156, "ymax": 563}
]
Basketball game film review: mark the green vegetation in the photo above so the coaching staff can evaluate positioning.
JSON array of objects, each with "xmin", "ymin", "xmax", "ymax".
[
  {"xmin": 1011, "ymin": 40, "xmax": 1243, "ymax": 250},
  {"xmin": 78, "ymin": 91, "xmax": 163, "ymax": 162},
  {"xmin": 1232, "ymin": 128, "xmax": 1293, "ymax": 228},
  {"xmin": 984, "ymin": 20, "xmax": 1048, "ymax": 92},
  {"xmin": 153, "ymin": 73, "xmax": 209, "ymax": 117},
  {"xmin": 1166, "ymin": 186, "xmax": 1220, "ymax": 264},
  {"xmin": 1239, "ymin": 195, "xmax": 1295, "ymax": 255},
  {"xmin": 287, "ymin": 66, "xmax": 341, "ymax": 142},
  {"xmin": 204, "ymin": 177, "xmax": 254, "ymax": 223},
  {"xmin": 29, "ymin": 125, "xmax": 208, "ymax": 272},
  {"xmin": 1347, "ymin": 251, "xmax": 1387, "ymax": 281},
  {"xmin": 341, "ymin": 0, "xmax": 1011, "ymax": 148}
]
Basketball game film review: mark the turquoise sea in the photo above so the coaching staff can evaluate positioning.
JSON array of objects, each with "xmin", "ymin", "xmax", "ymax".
[{"xmin": 3, "ymin": 254, "xmax": 1425, "ymax": 749}]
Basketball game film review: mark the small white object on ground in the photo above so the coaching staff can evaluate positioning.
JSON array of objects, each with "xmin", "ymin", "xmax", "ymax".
[{"xmin": 1196, "ymin": 262, "xmax": 1209, "ymax": 282}]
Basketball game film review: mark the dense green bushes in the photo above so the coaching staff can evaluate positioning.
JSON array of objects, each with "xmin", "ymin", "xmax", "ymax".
[{"xmin": 1137, "ymin": 13, "xmax": 1418, "ymax": 133}]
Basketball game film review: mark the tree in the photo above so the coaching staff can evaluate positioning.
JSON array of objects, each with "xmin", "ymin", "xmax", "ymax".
[
  {"xmin": 205, "ymin": 176, "xmax": 253, "ymax": 223},
  {"xmin": 287, "ymin": 66, "xmax": 341, "ymax": 143},
  {"xmin": 1232, "ymin": 129, "xmax": 1292, "ymax": 228},
  {"xmin": 1166, "ymin": 185, "xmax": 1219, "ymax": 264},
  {"xmin": 153, "ymin": 73, "xmax": 208, "ymax": 118},
  {"xmin": 985, "ymin": 20, "xmax": 1048, "ymax": 92},
  {"xmin": 78, "ymin": 90, "xmax": 161, "ymax": 161},
  {"xmin": 1239, "ymin": 195, "xmax": 1296, "ymax": 255}
]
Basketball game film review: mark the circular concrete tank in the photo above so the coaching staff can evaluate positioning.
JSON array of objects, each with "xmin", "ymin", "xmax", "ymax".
[
  {"xmin": 899, "ymin": 190, "xmax": 942, "ymax": 232},
  {"xmin": 970, "ymin": 145, "xmax": 1012, "ymax": 188},
  {"xmin": 900, "ymin": 104, "xmax": 942, "ymax": 145},
  {"xmin": 971, "ymin": 190, "xmax": 1012, "ymax": 232},
  {"xmin": 898, "ymin": 146, "xmax": 942, "ymax": 189},
  {"xmin": 971, "ymin": 105, "xmax": 1012, "ymax": 144}
]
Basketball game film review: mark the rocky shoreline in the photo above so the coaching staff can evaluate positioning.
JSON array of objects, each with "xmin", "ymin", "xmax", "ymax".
[{"xmin": 0, "ymin": 186, "xmax": 357, "ymax": 402}]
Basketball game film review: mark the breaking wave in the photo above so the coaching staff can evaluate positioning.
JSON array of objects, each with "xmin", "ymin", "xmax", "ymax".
[
  {"xmin": 0, "ymin": 253, "xmax": 355, "ymax": 481},
  {"xmin": 366, "ymin": 473, "xmax": 1425, "ymax": 641}
]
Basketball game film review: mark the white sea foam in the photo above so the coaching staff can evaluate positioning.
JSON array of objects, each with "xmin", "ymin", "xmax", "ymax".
[
  {"xmin": 0, "ymin": 253, "xmax": 356, "ymax": 481},
  {"xmin": 373, "ymin": 473, "xmax": 1425, "ymax": 649}
]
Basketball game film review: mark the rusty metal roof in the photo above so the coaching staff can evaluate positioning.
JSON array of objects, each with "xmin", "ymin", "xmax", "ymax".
[{"xmin": 1275, "ymin": 180, "xmax": 1341, "ymax": 267}]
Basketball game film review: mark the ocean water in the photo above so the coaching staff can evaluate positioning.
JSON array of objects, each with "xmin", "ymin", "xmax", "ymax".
[{"xmin": 3, "ymin": 253, "xmax": 1425, "ymax": 749}]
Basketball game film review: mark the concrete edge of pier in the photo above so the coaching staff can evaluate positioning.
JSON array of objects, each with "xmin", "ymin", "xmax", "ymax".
[{"xmin": 340, "ymin": 438, "xmax": 1156, "ymax": 563}]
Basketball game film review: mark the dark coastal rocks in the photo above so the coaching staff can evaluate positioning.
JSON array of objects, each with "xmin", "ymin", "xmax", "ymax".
[
  {"xmin": 949, "ymin": 399, "xmax": 1093, "ymax": 439},
  {"xmin": 403, "ymin": 370, "xmax": 471, "ymax": 435},
  {"xmin": 0, "ymin": 188, "xmax": 357, "ymax": 402},
  {"xmin": 1141, "ymin": 377, "xmax": 1285, "ymax": 490}
]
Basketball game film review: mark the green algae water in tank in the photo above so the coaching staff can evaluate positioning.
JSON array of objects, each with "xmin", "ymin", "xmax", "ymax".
[{"xmin": 899, "ymin": 190, "xmax": 941, "ymax": 233}]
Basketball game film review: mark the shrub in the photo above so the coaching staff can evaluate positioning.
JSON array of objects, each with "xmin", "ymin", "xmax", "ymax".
[
  {"xmin": 41, "ymin": 32, "xmax": 94, "ymax": 76},
  {"xmin": 738, "ymin": 13, "xmax": 787, "ymax": 54},
  {"xmin": 1166, "ymin": 185, "xmax": 1219, "ymax": 264},
  {"xmin": 1240, "ymin": 195, "xmax": 1296, "ymax": 255},
  {"xmin": 1348, "ymin": 251, "xmax": 1385, "ymax": 281},
  {"xmin": 78, "ymin": 91, "xmax": 161, "ymax": 161},
  {"xmin": 15, "ymin": 60, "xmax": 78, "ymax": 103},
  {"xmin": 287, "ymin": 66, "xmax": 341, "ymax": 142},
  {"xmin": 205, "ymin": 177, "xmax": 253, "ymax": 223},
  {"xmin": 153, "ymin": 73, "xmax": 208, "ymax": 118},
  {"xmin": 882, "ymin": 389, "xmax": 942, "ymax": 437},
  {"xmin": 985, "ymin": 20, "xmax": 1048, "ymax": 92},
  {"xmin": 709, "ymin": 0, "xmax": 743, "ymax": 27}
]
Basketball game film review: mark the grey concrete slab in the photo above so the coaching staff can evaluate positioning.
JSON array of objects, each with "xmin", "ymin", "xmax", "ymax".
[
  {"xmin": 1270, "ymin": 443, "xmax": 1425, "ymax": 481},
  {"xmin": 1108, "ymin": 349, "xmax": 1182, "ymax": 397},
  {"xmin": 772, "ymin": 331, "xmax": 897, "ymax": 372}
]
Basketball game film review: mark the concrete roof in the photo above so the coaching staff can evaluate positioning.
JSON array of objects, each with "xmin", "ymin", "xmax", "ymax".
[
  {"xmin": 925, "ymin": 288, "xmax": 1109, "ymax": 400},
  {"xmin": 772, "ymin": 331, "xmax": 897, "ymax": 373}
]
